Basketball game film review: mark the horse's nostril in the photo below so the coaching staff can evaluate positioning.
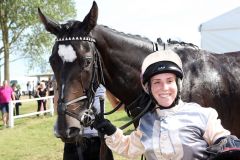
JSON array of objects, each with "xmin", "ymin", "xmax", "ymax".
[{"xmin": 68, "ymin": 127, "xmax": 80, "ymax": 138}]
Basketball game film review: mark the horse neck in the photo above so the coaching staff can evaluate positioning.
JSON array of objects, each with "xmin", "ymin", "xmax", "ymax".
[{"xmin": 92, "ymin": 25, "xmax": 154, "ymax": 104}]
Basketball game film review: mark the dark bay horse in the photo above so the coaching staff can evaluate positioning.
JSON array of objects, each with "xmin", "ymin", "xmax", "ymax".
[{"xmin": 38, "ymin": 1, "xmax": 240, "ymax": 159}]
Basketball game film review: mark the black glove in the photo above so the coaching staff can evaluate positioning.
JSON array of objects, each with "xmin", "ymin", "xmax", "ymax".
[
  {"xmin": 92, "ymin": 114, "xmax": 117, "ymax": 136},
  {"xmin": 207, "ymin": 135, "xmax": 240, "ymax": 160}
]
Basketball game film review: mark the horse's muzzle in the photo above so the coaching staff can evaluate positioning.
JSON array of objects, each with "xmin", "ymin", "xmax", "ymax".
[
  {"xmin": 54, "ymin": 109, "xmax": 95, "ymax": 142},
  {"xmin": 54, "ymin": 114, "xmax": 82, "ymax": 142}
]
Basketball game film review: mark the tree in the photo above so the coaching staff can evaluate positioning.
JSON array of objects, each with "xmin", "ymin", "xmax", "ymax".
[{"xmin": 0, "ymin": 0, "xmax": 76, "ymax": 81}]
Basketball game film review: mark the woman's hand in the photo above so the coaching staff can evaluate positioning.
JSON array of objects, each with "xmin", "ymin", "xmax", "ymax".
[{"xmin": 92, "ymin": 114, "xmax": 117, "ymax": 136}]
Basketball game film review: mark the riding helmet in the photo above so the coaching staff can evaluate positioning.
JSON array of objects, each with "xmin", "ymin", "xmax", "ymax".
[{"xmin": 141, "ymin": 49, "xmax": 183, "ymax": 85}]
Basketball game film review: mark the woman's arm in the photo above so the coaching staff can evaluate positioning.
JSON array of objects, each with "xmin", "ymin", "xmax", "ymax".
[
  {"xmin": 203, "ymin": 108, "xmax": 230, "ymax": 145},
  {"xmin": 93, "ymin": 116, "xmax": 144, "ymax": 158},
  {"xmin": 105, "ymin": 128, "xmax": 144, "ymax": 158}
]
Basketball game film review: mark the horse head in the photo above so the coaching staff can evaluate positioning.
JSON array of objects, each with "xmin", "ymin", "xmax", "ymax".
[{"xmin": 38, "ymin": 2, "xmax": 101, "ymax": 142}]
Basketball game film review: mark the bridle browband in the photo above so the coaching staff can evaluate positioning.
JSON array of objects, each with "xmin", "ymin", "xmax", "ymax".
[{"xmin": 56, "ymin": 36, "xmax": 96, "ymax": 43}]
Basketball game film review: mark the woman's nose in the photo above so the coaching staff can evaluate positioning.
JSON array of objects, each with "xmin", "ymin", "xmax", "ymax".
[{"xmin": 160, "ymin": 83, "xmax": 168, "ymax": 90}]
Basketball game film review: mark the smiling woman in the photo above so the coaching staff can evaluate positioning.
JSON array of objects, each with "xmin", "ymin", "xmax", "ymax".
[{"xmin": 93, "ymin": 50, "xmax": 240, "ymax": 160}]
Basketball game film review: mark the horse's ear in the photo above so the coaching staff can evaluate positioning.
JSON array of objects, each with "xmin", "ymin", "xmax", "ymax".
[
  {"xmin": 38, "ymin": 8, "xmax": 61, "ymax": 35},
  {"xmin": 81, "ymin": 1, "xmax": 98, "ymax": 33}
]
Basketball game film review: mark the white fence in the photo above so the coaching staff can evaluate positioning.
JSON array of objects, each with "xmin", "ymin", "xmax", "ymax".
[{"xmin": 8, "ymin": 96, "xmax": 54, "ymax": 128}]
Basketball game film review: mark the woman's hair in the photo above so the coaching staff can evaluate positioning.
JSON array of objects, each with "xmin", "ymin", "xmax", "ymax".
[
  {"xmin": 11, "ymin": 83, "xmax": 17, "ymax": 88},
  {"xmin": 40, "ymin": 82, "xmax": 46, "ymax": 88}
]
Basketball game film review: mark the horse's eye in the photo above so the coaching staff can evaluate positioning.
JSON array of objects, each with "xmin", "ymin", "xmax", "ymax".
[
  {"xmin": 84, "ymin": 57, "xmax": 92, "ymax": 68},
  {"xmin": 86, "ymin": 59, "xmax": 91, "ymax": 66}
]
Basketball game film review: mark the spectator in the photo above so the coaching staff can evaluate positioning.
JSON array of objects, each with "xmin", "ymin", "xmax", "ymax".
[
  {"xmin": 36, "ymin": 81, "xmax": 48, "ymax": 115},
  {"xmin": 11, "ymin": 83, "xmax": 21, "ymax": 115},
  {"xmin": 27, "ymin": 81, "xmax": 33, "ymax": 99},
  {"xmin": 0, "ymin": 80, "xmax": 15, "ymax": 128},
  {"xmin": 31, "ymin": 81, "xmax": 35, "ymax": 96},
  {"xmin": 33, "ymin": 82, "xmax": 40, "ymax": 98},
  {"xmin": 48, "ymin": 81, "xmax": 54, "ymax": 96}
]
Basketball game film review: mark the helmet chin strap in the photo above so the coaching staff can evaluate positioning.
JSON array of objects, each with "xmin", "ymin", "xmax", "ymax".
[{"xmin": 148, "ymin": 78, "xmax": 181, "ymax": 111}]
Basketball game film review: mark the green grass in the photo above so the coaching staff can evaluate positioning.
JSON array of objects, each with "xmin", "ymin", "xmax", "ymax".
[{"xmin": 0, "ymin": 96, "xmax": 139, "ymax": 160}]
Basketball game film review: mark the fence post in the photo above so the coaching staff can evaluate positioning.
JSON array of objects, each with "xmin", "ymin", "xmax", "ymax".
[
  {"xmin": 49, "ymin": 96, "xmax": 54, "ymax": 116},
  {"xmin": 8, "ymin": 101, "xmax": 14, "ymax": 128}
]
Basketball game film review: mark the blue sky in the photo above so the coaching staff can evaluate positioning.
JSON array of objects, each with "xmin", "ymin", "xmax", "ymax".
[{"xmin": 9, "ymin": 0, "xmax": 240, "ymax": 82}]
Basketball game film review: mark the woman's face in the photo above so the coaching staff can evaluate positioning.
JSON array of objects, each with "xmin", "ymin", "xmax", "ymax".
[{"xmin": 150, "ymin": 73, "xmax": 178, "ymax": 108}]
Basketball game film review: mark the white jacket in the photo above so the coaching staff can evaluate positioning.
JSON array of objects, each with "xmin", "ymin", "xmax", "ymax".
[{"xmin": 105, "ymin": 100, "xmax": 230, "ymax": 160}]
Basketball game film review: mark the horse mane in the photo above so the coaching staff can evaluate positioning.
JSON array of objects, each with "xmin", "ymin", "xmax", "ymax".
[
  {"xmin": 157, "ymin": 37, "xmax": 200, "ymax": 51},
  {"xmin": 57, "ymin": 20, "xmax": 151, "ymax": 41},
  {"xmin": 55, "ymin": 20, "xmax": 200, "ymax": 52},
  {"xmin": 100, "ymin": 25, "xmax": 152, "ymax": 41},
  {"xmin": 168, "ymin": 38, "xmax": 199, "ymax": 49}
]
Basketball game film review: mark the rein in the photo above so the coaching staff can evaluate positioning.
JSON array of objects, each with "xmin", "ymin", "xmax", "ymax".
[
  {"xmin": 120, "ymin": 100, "xmax": 152, "ymax": 130},
  {"xmin": 103, "ymin": 101, "xmax": 124, "ymax": 115},
  {"xmin": 104, "ymin": 92, "xmax": 151, "ymax": 129},
  {"xmin": 100, "ymin": 41, "xmax": 159, "ymax": 129}
]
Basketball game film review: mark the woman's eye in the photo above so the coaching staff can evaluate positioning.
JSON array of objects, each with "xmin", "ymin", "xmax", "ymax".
[
  {"xmin": 153, "ymin": 81, "xmax": 160, "ymax": 85},
  {"xmin": 167, "ymin": 79, "xmax": 175, "ymax": 83}
]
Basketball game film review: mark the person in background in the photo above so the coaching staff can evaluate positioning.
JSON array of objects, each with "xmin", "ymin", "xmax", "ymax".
[
  {"xmin": 0, "ymin": 80, "xmax": 15, "ymax": 128},
  {"xmin": 36, "ymin": 81, "xmax": 48, "ymax": 115},
  {"xmin": 48, "ymin": 81, "xmax": 54, "ymax": 96},
  {"xmin": 34, "ymin": 82, "xmax": 40, "ymax": 98},
  {"xmin": 26, "ymin": 81, "xmax": 33, "ymax": 99},
  {"xmin": 11, "ymin": 83, "xmax": 21, "ymax": 115},
  {"xmin": 93, "ymin": 50, "xmax": 240, "ymax": 160},
  {"xmin": 31, "ymin": 81, "xmax": 35, "ymax": 97}
]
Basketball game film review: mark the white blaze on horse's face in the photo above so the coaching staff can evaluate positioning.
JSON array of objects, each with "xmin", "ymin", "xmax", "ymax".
[
  {"xmin": 58, "ymin": 45, "xmax": 77, "ymax": 63},
  {"xmin": 61, "ymin": 84, "xmax": 65, "ymax": 99}
]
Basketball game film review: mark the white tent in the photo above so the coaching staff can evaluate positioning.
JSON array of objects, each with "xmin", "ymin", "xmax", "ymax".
[{"xmin": 199, "ymin": 7, "xmax": 240, "ymax": 53}]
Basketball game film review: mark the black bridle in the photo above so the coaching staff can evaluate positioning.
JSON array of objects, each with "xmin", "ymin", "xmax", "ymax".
[{"xmin": 57, "ymin": 36, "xmax": 104, "ymax": 126}]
